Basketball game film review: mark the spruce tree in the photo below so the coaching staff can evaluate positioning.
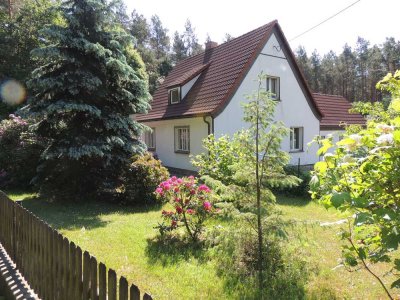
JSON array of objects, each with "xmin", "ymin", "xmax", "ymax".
[{"xmin": 26, "ymin": 0, "xmax": 151, "ymax": 200}]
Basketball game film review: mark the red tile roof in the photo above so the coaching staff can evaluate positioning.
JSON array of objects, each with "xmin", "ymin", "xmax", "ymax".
[
  {"xmin": 136, "ymin": 20, "xmax": 322, "ymax": 122},
  {"xmin": 167, "ymin": 63, "xmax": 211, "ymax": 88},
  {"xmin": 313, "ymin": 93, "xmax": 365, "ymax": 130}
]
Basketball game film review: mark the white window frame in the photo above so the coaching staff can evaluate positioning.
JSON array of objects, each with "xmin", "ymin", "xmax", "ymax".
[
  {"xmin": 174, "ymin": 126, "xmax": 190, "ymax": 153},
  {"xmin": 169, "ymin": 87, "xmax": 181, "ymax": 104},
  {"xmin": 266, "ymin": 76, "xmax": 280, "ymax": 100},
  {"xmin": 290, "ymin": 127, "xmax": 303, "ymax": 152},
  {"xmin": 144, "ymin": 128, "xmax": 156, "ymax": 150}
]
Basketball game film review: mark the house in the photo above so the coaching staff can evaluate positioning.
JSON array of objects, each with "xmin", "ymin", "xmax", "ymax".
[
  {"xmin": 313, "ymin": 93, "xmax": 365, "ymax": 143},
  {"xmin": 136, "ymin": 20, "xmax": 364, "ymax": 172}
]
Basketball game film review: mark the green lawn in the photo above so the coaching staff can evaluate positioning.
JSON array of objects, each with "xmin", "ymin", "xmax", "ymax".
[{"xmin": 6, "ymin": 191, "xmax": 400, "ymax": 299}]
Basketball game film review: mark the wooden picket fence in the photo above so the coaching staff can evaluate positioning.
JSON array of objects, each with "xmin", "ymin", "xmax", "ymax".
[{"xmin": 0, "ymin": 191, "xmax": 152, "ymax": 300}]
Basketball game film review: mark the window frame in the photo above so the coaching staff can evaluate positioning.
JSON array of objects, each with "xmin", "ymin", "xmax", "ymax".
[
  {"xmin": 169, "ymin": 87, "xmax": 181, "ymax": 104},
  {"xmin": 266, "ymin": 76, "xmax": 280, "ymax": 100},
  {"xmin": 174, "ymin": 126, "xmax": 190, "ymax": 153},
  {"xmin": 290, "ymin": 127, "xmax": 304, "ymax": 152},
  {"xmin": 144, "ymin": 127, "xmax": 156, "ymax": 151}
]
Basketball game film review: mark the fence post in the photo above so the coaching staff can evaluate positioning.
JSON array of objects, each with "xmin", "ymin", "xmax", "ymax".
[
  {"xmin": 12, "ymin": 201, "xmax": 16, "ymax": 262},
  {"xmin": 0, "ymin": 194, "xmax": 151, "ymax": 300},
  {"xmin": 108, "ymin": 269, "xmax": 117, "ymax": 300},
  {"xmin": 99, "ymin": 263, "xmax": 107, "ymax": 300},
  {"xmin": 119, "ymin": 276, "xmax": 128, "ymax": 300},
  {"xmin": 143, "ymin": 293, "xmax": 153, "ymax": 300},
  {"xmin": 129, "ymin": 284, "xmax": 140, "ymax": 300}
]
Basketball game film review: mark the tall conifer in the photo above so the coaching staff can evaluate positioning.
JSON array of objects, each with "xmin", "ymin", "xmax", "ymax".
[{"xmin": 26, "ymin": 0, "xmax": 151, "ymax": 199}]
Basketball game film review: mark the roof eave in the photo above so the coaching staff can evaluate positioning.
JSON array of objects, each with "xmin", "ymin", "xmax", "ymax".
[{"xmin": 136, "ymin": 112, "xmax": 212, "ymax": 123}]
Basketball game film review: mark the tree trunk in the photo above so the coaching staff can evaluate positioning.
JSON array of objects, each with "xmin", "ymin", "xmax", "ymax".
[{"xmin": 255, "ymin": 83, "xmax": 263, "ymax": 298}]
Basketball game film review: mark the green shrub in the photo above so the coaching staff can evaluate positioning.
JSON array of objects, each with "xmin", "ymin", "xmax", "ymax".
[
  {"xmin": 213, "ymin": 218, "xmax": 310, "ymax": 299},
  {"xmin": 123, "ymin": 152, "xmax": 169, "ymax": 205},
  {"xmin": 0, "ymin": 115, "xmax": 44, "ymax": 188},
  {"xmin": 191, "ymin": 134, "xmax": 244, "ymax": 185},
  {"xmin": 273, "ymin": 165, "xmax": 311, "ymax": 197}
]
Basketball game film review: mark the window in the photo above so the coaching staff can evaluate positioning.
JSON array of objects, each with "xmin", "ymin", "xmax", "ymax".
[
  {"xmin": 290, "ymin": 127, "xmax": 303, "ymax": 151},
  {"xmin": 169, "ymin": 87, "xmax": 181, "ymax": 104},
  {"xmin": 144, "ymin": 128, "xmax": 156, "ymax": 150},
  {"xmin": 174, "ymin": 126, "xmax": 190, "ymax": 153},
  {"xmin": 266, "ymin": 76, "xmax": 280, "ymax": 100}
]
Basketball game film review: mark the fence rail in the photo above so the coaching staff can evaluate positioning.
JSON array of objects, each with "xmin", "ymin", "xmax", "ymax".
[{"xmin": 0, "ymin": 191, "xmax": 152, "ymax": 300}]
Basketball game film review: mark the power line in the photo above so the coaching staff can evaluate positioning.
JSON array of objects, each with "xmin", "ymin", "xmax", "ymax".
[{"xmin": 289, "ymin": 0, "xmax": 361, "ymax": 42}]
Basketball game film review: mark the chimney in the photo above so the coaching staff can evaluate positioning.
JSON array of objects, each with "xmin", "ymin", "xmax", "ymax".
[{"xmin": 205, "ymin": 41, "xmax": 218, "ymax": 50}]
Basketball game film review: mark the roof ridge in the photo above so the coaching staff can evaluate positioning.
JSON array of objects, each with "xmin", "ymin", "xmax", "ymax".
[
  {"xmin": 211, "ymin": 20, "xmax": 278, "ymax": 116},
  {"xmin": 172, "ymin": 20, "xmax": 278, "ymax": 69},
  {"xmin": 312, "ymin": 92, "xmax": 346, "ymax": 98},
  {"xmin": 216, "ymin": 19, "xmax": 278, "ymax": 47}
]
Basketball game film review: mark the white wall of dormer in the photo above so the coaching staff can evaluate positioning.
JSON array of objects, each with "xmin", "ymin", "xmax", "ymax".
[
  {"xmin": 181, "ymin": 74, "xmax": 201, "ymax": 100},
  {"xmin": 214, "ymin": 33, "xmax": 321, "ymax": 165}
]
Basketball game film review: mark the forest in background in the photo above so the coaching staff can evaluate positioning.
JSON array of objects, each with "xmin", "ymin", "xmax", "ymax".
[
  {"xmin": 295, "ymin": 38, "xmax": 400, "ymax": 103},
  {"xmin": 0, "ymin": 0, "xmax": 233, "ymax": 99},
  {"xmin": 1, "ymin": 0, "xmax": 400, "ymax": 112}
]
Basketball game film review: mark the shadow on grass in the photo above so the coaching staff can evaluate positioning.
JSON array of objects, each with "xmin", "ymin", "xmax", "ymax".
[
  {"xmin": 276, "ymin": 194, "xmax": 311, "ymax": 207},
  {"xmin": 145, "ymin": 236, "xmax": 208, "ymax": 267},
  {"xmin": 16, "ymin": 194, "xmax": 162, "ymax": 231}
]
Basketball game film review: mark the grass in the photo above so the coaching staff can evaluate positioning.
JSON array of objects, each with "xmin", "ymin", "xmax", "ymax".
[
  {"xmin": 4, "ymin": 190, "xmax": 400, "ymax": 299},
  {"xmin": 277, "ymin": 196, "xmax": 400, "ymax": 299}
]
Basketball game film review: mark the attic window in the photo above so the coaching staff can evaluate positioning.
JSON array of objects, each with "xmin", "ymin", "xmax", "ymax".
[
  {"xmin": 169, "ymin": 87, "xmax": 181, "ymax": 104},
  {"xmin": 266, "ymin": 76, "xmax": 280, "ymax": 100}
]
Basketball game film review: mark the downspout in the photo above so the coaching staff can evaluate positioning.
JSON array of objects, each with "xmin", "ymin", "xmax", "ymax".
[{"xmin": 203, "ymin": 115, "xmax": 214, "ymax": 135}]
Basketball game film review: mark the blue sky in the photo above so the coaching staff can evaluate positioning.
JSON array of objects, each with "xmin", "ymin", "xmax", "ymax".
[{"xmin": 124, "ymin": 0, "xmax": 400, "ymax": 55}]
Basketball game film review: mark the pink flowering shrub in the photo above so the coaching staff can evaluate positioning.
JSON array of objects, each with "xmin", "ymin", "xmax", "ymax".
[{"xmin": 155, "ymin": 176, "xmax": 214, "ymax": 241}]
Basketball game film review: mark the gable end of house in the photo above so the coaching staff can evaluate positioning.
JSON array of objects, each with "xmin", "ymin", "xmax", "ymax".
[{"xmin": 211, "ymin": 22, "xmax": 323, "ymax": 120}]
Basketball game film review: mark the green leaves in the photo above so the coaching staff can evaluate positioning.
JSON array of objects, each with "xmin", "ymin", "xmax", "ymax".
[
  {"xmin": 312, "ymin": 71, "xmax": 400, "ymax": 292},
  {"xmin": 330, "ymin": 192, "xmax": 350, "ymax": 208}
]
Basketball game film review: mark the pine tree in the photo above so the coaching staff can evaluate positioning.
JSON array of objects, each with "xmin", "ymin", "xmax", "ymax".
[
  {"xmin": 26, "ymin": 0, "xmax": 151, "ymax": 200},
  {"xmin": 182, "ymin": 19, "xmax": 202, "ymax": 56},
  {"xmin": 294, "ymin": 46, "xmax": 311, "ymax": 83},
  {"xmin": 382, "ymin": 37, "xmax": 400, "ymax": 74},
  {"xmin": 149, "ymin": 15, "xmax": 170, "ymax": 60},
  {"xmin": 129, "ymin": 9, "xmax": 150, "ymax": 47},
  {"xmin": 338, "ymin": 44, "xmax": 356, "ymax": 100},
  {"xmin": 320, "ymin": 50, "xmax": 338, "ymax": 95},
  {"xmin": 172, "ymin": 31, "xmax": 187, "ymax": 64},
  {"xmin": 223, "ymin": 33, "xmax": 234, "ymax": 43},
  {"xmin": 310, "ymin": 50, "xmax": 322, "ymax": 92},
  {"xmin": 367, "ymin": 45, "xmax": 385, "ymax": 101},
  {"xmin": 355, "ymin": 37, "xmax": 370, "ymax": 101},
  {"xmin": 171, "ymin": 19, "xmax": 203, "ymax": 65}
]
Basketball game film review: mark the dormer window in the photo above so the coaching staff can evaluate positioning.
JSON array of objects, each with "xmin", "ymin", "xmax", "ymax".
[
  {"xmin": 266, "ymin": 76, "xmax": 280, "ymax": 100},
  {"xmin": 169, "ymin": 87, "xmax": 181, "ymax": 104}
]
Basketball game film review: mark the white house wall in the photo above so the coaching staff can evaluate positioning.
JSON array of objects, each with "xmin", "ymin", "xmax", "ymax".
[
  {"xmin": 214, "ymin": 33, "xmax": 321, "ymax": 165},
  {"xmin": 181, "ymin": 74, "xmax": 200, "ymax": 99},
  {"xmin": 142, "ymin": 117, "xmax": 208, "ymax": 171},
  {"xmin": 320, "ymin": 130, "xmax": 344, "ymax": 143}
]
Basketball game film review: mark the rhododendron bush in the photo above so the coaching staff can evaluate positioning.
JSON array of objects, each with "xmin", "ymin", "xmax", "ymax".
[
  {"xmin": 155, "ymin": 176, "xmax": 215, "ymax": 241},
  {"xmin": 0, "ymin": 114, "xmax": 44, "ymax": 187}
]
